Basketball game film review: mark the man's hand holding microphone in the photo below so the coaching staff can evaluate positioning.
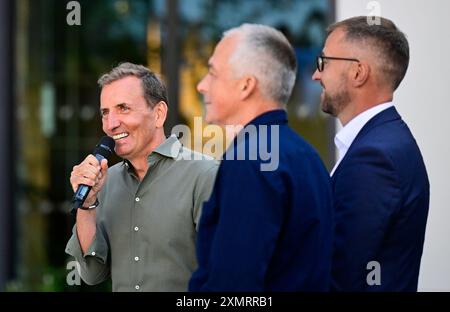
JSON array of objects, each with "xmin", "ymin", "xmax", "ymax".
[{"xmin": 69, "ymin": 136, "xmax": 115, "ymax": 253}]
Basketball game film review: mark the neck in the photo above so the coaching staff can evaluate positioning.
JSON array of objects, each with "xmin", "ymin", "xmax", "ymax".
[
  {"xmin": 222, "ymin": 101, "xmax": 282, "ymax": 149},
  {"xmin": 338, "ymin": 94, "xmax": 393, "ymax": 126},
  {"xmin": 229, "ymin": 99, "xmax": 282, "ymax": 128},
  {"xmin": 129, "ymin": 130, "xmax": 166, "ymax": 181}
]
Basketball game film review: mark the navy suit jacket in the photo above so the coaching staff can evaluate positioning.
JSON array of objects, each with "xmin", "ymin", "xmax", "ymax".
[
  {"xmin": 331, "ymin": 107, "xmax": 429, "ymax": 291},
  {"xmin": 189, "ymin": 110, "xmax": 333, "ymax": 291}
]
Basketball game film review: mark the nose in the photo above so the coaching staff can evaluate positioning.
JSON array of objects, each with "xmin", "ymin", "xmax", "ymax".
[
  {"xmin": 105, "ymin": 111, "xmax": 120, "ymax": 132},
  {"xmin": 197, "ymin": 75, "xmax": 207, "ymax": 94},
  {"xmin": 312, "ymin": 69, "xmax": 321, "ymax": 81}
]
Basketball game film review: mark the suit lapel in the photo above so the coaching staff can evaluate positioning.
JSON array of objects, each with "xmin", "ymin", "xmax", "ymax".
[{"xmin": 331, "ymin": 107, "xmax": 401, "ymax": 182}]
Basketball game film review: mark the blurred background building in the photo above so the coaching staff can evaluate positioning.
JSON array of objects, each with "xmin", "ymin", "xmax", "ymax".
[{"xmin": 0, "ymin": 0, "xmax": 335, "ymax": 291}]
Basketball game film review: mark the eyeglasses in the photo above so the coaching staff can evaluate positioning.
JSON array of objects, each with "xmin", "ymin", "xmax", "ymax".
[{"xmin": 316, "ymin": 54, "xmax": 360, "ymax": 72}]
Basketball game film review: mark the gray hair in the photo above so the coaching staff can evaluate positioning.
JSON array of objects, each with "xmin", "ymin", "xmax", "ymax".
[
  {"xmin": 97, "ymin": 62, "xmax": 168, "ymax": 108},
  {"xmin": 327, "ymin": 16, "xmax": 409, "ymax": 91},
  {"xmin": 223, "ymin": 24, "xmax": 297, "ymax": 106}
]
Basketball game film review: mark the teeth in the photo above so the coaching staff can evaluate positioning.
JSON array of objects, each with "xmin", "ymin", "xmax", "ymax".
[{"xmin": 113, "ymin": 133, "xmax": 129, "ymax": 140}]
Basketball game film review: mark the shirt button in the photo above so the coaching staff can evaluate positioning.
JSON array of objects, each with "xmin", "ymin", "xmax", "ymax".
[
  {"xmin": 135, "ymin": 197, "xmax": 140, "ymax": 202},
  {"xmin": 91, "ymin": 252, "xmax": 96, "ymax": 256},
  {"xmin": 135, "ymin": 285, "xmax": 140, "ymax": 290},
  {"xmin": 134, "ymin": 226, "xmax": 139, "ymax": 231},
  {"xmin": 134, "ymin": 256, "xmax": 140, "ymax": 261}
]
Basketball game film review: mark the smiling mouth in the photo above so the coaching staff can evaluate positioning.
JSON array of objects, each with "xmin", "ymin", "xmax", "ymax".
[{"xmin": 112, "ymin": 133, "xmax": 129, "ymax": 140}]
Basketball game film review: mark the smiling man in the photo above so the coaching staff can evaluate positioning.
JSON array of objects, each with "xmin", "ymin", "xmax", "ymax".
[
  {"xmin": 312, "ymin": 17, "xmax": 429, "ymax": 291},
  {"xmin": 65, "ymin": 62, "xmax": 218, "ymax": 291}
]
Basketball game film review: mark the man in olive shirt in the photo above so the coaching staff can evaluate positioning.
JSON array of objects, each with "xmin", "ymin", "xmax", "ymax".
[{"xmin": 65, "ymin": 63, "xmax": 218, "ymax": 291}]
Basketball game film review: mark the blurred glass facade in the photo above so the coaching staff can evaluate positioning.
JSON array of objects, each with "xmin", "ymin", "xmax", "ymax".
[{"xmin": 3, "ymin": 0, "xmax": 334, "ymax": 291}]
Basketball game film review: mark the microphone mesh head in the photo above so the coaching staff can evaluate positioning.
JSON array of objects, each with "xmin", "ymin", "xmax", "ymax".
[{"xmin": 93, "ymin": 136, "xmax": 115, "ymax": 158}]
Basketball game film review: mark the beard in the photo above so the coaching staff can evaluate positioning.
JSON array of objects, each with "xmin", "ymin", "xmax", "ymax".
[{"xmin": 320, "ymin": 83, "xmax": 351, "ymax": 117}]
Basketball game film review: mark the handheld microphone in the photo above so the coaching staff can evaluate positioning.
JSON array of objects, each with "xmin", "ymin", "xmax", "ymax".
[{"xmin": 71, "ymin": 136, "xmax": 115, "ymax": 215}]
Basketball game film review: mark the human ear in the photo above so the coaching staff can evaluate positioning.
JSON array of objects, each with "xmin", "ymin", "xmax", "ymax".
[
  {"xmin": 352, "ymin": 61, "xmax": 370, "ymax": 88},
  {"xmin": 154, "ymin": 101, "xmax": 168, "ymax": 128},
  {"xmin": 239, "ymin": 75, "xmax": 257, "ymax": 101}
]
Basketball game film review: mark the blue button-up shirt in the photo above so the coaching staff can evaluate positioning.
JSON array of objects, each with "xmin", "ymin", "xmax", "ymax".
[{"xmin": 189, "ymin": 110, "xmax": 333, "ymax": 291}]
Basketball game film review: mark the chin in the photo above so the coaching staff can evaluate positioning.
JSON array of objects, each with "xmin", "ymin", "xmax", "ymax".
[
  {"xmin": 205, "ymin": 115, "xmax": 214, "ymax": 124},
  {"xmin": 115, "ymin": 148, "xmax": 130, "ymax": 158}
]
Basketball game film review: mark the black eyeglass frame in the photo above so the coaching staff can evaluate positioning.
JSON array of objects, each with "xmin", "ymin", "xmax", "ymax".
[{"xmin": 316, "ymin": 54, "xmax": 360, "ymax": 72}]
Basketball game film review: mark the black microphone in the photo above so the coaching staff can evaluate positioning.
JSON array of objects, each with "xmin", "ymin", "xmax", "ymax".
[{"xmin": 71, "ymin": 136, "xmax": 115, "ymax": 214}]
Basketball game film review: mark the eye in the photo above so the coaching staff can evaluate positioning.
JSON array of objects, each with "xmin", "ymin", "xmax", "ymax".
[
  {"xmin": 100, "ymin": 109, "xmax": 109, "ymax": 118},
  {"xmin": 118, "ymin": 104, "xmax": 130, "ymax": 112},
  {"xmin": 207, "ymin": 65, "xmax": 216, "ymax": 77}
]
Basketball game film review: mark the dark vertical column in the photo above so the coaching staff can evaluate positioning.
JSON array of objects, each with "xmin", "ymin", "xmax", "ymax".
[
  {"xmin": 0, "ymin": 0, "xmax": 15, "ymax": 291},
  {"xmin": 163, "ymin": 0, "xmax": 181, "ymax": 133}
]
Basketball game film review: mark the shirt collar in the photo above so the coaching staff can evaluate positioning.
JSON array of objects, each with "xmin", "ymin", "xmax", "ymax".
[
  {"xmin": 335, "ymin": 101, "xmax": 394, "ymax": 151},
  {"xmin": 122, "ymin": 134, "xmax": 182, "ymax": 168},
  {"xmin": 150, "ymin": 134, "xmax": 182, "ymax": 159},
  {"xmin": 247, "ymin": 109, "xmax": 288, "ymax": 126}
]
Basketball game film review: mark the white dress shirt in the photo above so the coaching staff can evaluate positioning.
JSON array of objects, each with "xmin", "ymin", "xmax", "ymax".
[{"xmin": 330, "ymin": 102, "xmax": 394, "ymax": 176}]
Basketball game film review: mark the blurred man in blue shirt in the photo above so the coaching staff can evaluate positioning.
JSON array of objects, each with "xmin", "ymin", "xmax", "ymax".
[{"xmin": 189, "ymin": 24, "xmax": 333, "ymax": 291}]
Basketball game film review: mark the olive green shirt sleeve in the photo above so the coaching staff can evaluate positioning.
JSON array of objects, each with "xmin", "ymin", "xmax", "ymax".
[{"xmin": 65, "ymin": 218, "xmax": 110, "ymax": 285}]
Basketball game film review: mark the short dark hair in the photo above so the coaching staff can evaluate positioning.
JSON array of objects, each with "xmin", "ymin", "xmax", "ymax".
[
  {"xmin": 327, "ymin": 16, "xmax": 409, "ymax": 91},
  {"xmin": 98, "ymin": 62, "xmax": 168, "ymax": 108}
]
